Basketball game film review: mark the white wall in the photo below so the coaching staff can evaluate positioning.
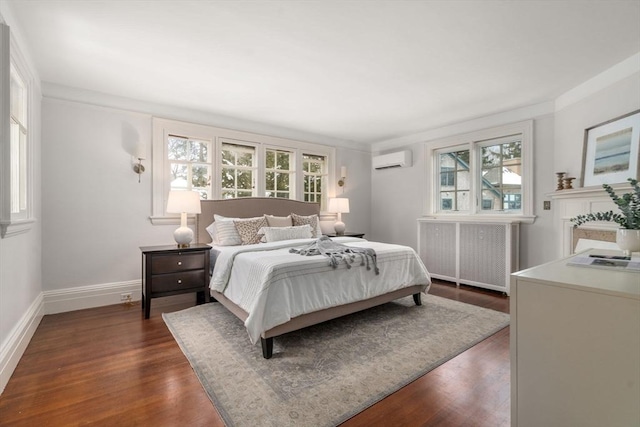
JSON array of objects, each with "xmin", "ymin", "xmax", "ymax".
[
  {"xmin": 41, "ymin": 97, "xmax": 372, "ymax": 292},
  {"xmin": 0, "ymin": 4, "xmax": 43, "ymax": 392}
]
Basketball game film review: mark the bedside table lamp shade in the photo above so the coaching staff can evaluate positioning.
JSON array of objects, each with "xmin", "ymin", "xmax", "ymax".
[
  {"xmin": 166, "ymin": 190, "xmax": 201, "ymax": 247},
  {"xmin": 328, "ymin": 197, "xmax": 350, "ymax": 235}
]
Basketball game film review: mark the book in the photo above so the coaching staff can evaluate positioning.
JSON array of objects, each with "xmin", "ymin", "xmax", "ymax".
[{"xmin": 568, "ymin": 254, "xmax": 640, "ymax": 272}]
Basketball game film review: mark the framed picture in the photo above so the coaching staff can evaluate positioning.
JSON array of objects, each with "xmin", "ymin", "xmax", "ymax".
[{"xmin": 581, "ymin": 110, "xmax": 640, "ymax": 187}]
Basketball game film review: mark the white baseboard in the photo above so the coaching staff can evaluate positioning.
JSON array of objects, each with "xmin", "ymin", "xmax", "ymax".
[
  {"xmin": 43, "ymin": 280, "xmax": 197, "ymax": 314},
  {"xmin": 0, "ymin": 293, "xmax": 44, "ymax": 394}
]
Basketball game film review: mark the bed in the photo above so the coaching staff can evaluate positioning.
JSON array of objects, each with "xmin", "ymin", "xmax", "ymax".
[{"xmin": 196, "ymin": 197, "xmax": 431, "ymax": 358}]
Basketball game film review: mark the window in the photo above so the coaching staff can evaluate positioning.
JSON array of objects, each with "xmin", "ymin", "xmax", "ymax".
[
  {"xmin": 480, "ymin": 136, "xmax": 522, "ymax": 213},
  {"xmin": 221, "ymin": 142, "xmax": 256, "ymax": 199},
  {"xmin": 438, "ymin": 150, "xmax": 470, "ymax": 211},
  {"xmin": 428, "ymin": 120, "xmax": 534, "ymax": 222},
  {"xmin": 151, "ymin": 118, "xmax": 335, "ymax": 222},
  {"xmin": 10, "ymin": 64, "xmax": 27, "ymax": 218},
  {"xmin": 265, "ymin": 148, "xmax": 294, "ymax": 199},
  {"xmin": 1, "ymin": 24, "xmax": 34, "ymax": 237},
  {"xmin": 303, "ymin": 154, "xmax": 327, "ymax": 209},
  {"xmin": 167, "ymin": 135, "xmax": 213, "ymax": 200}
]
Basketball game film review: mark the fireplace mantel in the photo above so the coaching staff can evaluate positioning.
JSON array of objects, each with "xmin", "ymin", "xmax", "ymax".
[{"xmin": 548, "ymin": 184, "xmax": 629, "ymax": 257}]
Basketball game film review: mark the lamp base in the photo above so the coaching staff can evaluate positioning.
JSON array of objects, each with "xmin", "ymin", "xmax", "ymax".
[
  {"xmin": 174, "ymin": 226, "xmax": 194, "ymax": 248},
  {"xmin": 334, "ymin": 221, "xmax": 346, "ymax": 235}
]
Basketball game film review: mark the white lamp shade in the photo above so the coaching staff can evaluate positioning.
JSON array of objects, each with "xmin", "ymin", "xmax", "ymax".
[
  {"xmin": 328, "ymin": 197, "xmax": 350, "ymax": 213},
  {"xmin": 134, "ymin": 143, "xmax": 146, "ymax": 160},
  {"xmin": 166, "ymin": 190, "xmax": 202, "ymax": 214}
]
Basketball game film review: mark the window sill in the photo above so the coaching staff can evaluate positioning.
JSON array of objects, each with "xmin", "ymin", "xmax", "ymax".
[
  {"xmin": 1, "ymin": 218, "xmax": 36, "ymax": 238},
  {"xmin": 149, "ymin": 215, "xmax": 196, "ymax": 226},
  {"xmin": 419, "ymin": 214, "xmax": 536, "ymax": 224}
]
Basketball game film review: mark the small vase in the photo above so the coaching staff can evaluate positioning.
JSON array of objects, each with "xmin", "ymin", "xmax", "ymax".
[{"xmin": 616, "ymin": 229, "xmax": 640, "ymax": 256}]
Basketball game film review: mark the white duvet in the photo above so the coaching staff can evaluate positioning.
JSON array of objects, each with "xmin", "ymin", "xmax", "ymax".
[{"xmin": 209, "ymin": 237, "xmax": 431, "ymax": 344}]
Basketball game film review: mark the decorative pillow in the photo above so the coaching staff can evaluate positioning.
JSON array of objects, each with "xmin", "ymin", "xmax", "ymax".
[
  {"xmin": 234, "ymin": 217, "xmax": 267, "ymax": 245},
  {"xmin": 291, "ymin": 213, "xmax": 321, "ymax": 237},
  {"xmin": 258, "ymin": 224, "xmax": 312, "ymax": 243},
  {"xmin": 213, "ymin": 214, "xmax": 262, "ymax": 246},
  {"xmin": 264, "ymin": 214, "xmax": 293, "ymax": 227},
  {"xmin": 205, "ymin": 221, "xmax": 217, "ymax": 243}
]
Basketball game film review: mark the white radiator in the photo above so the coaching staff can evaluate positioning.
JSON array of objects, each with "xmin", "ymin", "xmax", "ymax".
[{"xmin": 418, "ymin": 219, "xmax": 519, "ymax": 295}]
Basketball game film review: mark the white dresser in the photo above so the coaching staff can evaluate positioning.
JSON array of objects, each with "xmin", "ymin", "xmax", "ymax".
[{"xmin": 510, "ymin": 251, "xmax": 640, "ymax": 427}]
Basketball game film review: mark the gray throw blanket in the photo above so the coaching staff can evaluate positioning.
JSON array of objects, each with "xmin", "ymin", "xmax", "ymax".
[{"xmin": 289, "ymin": 236, "xmax": 380, "ymax": 274}]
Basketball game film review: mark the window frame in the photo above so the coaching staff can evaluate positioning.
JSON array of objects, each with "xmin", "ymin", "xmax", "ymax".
[
  {"xmin": 302, "ymin": 152, "xmax": 329, "ymax": 211},
  {"xmin": 425, "ymin": 120, "xmax": 535, "ymax": 223},
  {"xmin": 220, "ymin": 139, "xmax": 258, "ymax": 199},
  {"xmin": 1, "ymin": 24, "xmax": 35, "ymax": 238},
  {"xmin": 151, "ymin": 118, "xmax": 336, "ymax": 224}
]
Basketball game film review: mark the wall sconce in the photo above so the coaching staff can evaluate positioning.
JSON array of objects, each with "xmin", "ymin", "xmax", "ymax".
[
  {"xmin": 132, "ymin": 143, "xmax": 146, "ymax": 183},
  {"xmin": 337, "ymin": 166, "xmax": 347, "ymax": 192}
]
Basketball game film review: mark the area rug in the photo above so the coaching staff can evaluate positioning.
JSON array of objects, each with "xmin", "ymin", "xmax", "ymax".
[{"xmin": 163, "ymin": 294, "xmax": 509, "ymax": 427}]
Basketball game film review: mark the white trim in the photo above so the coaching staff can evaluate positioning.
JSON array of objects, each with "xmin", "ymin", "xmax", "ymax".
[
  {"xmin": 424, "ymin": 120, "xmax": 535, "ymax": 221},
  {"xmin": 1, "ymin": 25, "xmax": 36, "ymax": 238},
  {"xmin": 42, "ymin": 280, "xmax": 196, "ymax": 315},
  {"xmin": 0, "ymin": 293, "xmax": 44, "ymax": 394},
  {"xmin": 555, "ymin": 52, "xmax": 640, "ymax": 112}
]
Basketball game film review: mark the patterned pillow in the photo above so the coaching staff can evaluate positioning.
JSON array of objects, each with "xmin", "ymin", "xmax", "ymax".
[
  {"xmin": 291, "ymin": 213, "xmax": 321, "ymax": 237},
  {"xmin": 259, "ymin": 224, "xmax": 312, "ymax": 243},
  {"xmin": 234, "ymin": 217, "xmax": 267, "ymax": 245}
]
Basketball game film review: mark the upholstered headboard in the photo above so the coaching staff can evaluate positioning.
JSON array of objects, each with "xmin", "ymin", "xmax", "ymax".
[{"xmin": 196, "ymin": 198, "xmax": 320, "ymax": 244}]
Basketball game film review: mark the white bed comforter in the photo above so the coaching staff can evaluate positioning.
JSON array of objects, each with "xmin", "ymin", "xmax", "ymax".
[{"xmin": 210, "ymin": 237, "xmax": 431, "ymax": 344}]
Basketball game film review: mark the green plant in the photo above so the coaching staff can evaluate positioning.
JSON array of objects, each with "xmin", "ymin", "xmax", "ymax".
[{"xmin": 571, "ymin": 178, "xmax": 640, "ymax": 229}]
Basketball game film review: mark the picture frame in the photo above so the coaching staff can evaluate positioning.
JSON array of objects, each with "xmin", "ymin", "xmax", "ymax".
[{"xmin": 581, "ymin": 110, "xmax": 640, "ymax": 187}]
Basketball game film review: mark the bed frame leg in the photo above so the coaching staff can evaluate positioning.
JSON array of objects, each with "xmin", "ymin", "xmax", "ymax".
[
  {"xmin": 413, "ymin": 293, "xmax": 422, "ymax": 306},
  {"xmin": 261, "ymin": 337, "xmax": 273, "ymax": 359}
]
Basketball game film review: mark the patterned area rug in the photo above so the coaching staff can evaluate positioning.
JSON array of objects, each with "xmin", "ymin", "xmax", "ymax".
[{"xmin": 163, "ymin": 294, "xmax": 509, "ymax": 427}]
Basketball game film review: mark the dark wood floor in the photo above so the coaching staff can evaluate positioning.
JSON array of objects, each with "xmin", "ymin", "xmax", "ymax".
[{"xmin": 0, "ymin": 281, "xmax": 510, "ymax": 426}]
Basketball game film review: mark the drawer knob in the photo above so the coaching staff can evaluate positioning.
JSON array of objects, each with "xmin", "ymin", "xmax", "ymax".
[
  {"xmin": 177, "ymin": 279, "xmax": 182, "ymax": 284},
  {"xmin": 177, "ymin": 261, "xmax": 182, "ymax": 266}
]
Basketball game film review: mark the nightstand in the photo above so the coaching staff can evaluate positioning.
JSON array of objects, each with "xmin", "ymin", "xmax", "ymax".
[
  {"xmin": 326, "ymin": 232, "xmax": 365, "ymax": 238},
  {"xmin": 140, "ymin": 244, "xmax": 211, "ymax": 319}
]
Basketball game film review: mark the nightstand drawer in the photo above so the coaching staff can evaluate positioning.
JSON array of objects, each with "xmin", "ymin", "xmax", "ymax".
[
  {"xmin": 151, "ymin": 252, "xmax": 205, "ymax": 274},
  {"xmin": 151, "ymin": 270, "xmax": 205, "ymax": 293}
]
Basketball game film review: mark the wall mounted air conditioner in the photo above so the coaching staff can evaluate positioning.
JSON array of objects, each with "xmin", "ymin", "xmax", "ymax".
[{"xmin": 372, "ymin": 150, "xmax": 412, "ymax": 170}]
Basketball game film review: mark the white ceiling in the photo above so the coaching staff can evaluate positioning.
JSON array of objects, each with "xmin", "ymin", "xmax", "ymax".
[{"xmin": 6, "ymin": 0, "xmax": 640, "ymax": 144}]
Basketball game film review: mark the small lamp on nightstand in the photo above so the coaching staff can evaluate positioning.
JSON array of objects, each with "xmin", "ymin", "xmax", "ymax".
[
  {"xmin": 166, "ymin": 190, "xmax": 201, "ymax": 248},
  {"xmin": 328, "ymin": 197, "xmax": 350, "ymax": 235}
]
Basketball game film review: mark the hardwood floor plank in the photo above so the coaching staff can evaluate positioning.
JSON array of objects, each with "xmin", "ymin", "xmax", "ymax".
[{"xmin": 0, "ymin": 280, "xmax": 509, "ymax": 426}]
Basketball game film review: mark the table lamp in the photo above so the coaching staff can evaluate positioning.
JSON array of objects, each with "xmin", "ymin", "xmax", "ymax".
[
  {"xmin": 166, "ymin": 190, "xmax": 201, "ymax": 247},
  {"xmin": 328, "ymin": 197, "xmax": 350, "ymax": 235}
]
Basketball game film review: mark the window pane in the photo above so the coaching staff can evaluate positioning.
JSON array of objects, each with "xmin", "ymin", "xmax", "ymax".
[
  {"xmin": 481, "ymin": 139, "xmax": 522, "ymax": 213},
  {"xmin": 237, "ymin": 170, "xmax": 253, "ymax": 190},
  {"xmin": 457, "ymin": 170, "xmax": 470, "ymax": 190},
  {"xmin": 189, "ymin": 141, "xmax": 208, "ymax": 162},
  {"xmin": 221, "ymin": 168, "xmax": 235, "ymax": 189},
  {"xmin": 456, "ymin": 191, "xmax": 470, "ymax": 210},
  {"xmin": 266, "ymin": 150, "xmax": 275, "ymax": 169},
  {"xmin": 170, "ymin": 163, "xmax": 188, "ymax": 190},
  {"xmin": 237, "ymin": 152, "xmax": 253, "ymax": 167},
  {"xmin": 222, "ymin": 149, "xmax": 234, "ymax": 166},
  {"xmin": 192, "ymin": 165, "xmax": 210, "ymax": 188},
  {"xmin": 277, "ymin": 152, "xmax": 290, "ymax": 170},
  {"xmin": 277, "ymin": 173, "xmax": 290, "ymax": 191},
  {"xmin": 168, "ymin": 136, "xmax": 188, "ymax": 160}
]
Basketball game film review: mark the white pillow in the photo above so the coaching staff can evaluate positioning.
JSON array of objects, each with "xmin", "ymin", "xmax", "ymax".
[
  {"xmin": 259, "ymin": 224, "xmax": 313, "ymax": 243},
  {"xmin": 205, "ymin": 222, "xmax": 217, "ymax": 242}
]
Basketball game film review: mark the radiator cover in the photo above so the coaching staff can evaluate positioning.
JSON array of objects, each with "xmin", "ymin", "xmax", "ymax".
[{"xmin": 418, "ymin": 219, "xmax": 519, "ymax": 295}]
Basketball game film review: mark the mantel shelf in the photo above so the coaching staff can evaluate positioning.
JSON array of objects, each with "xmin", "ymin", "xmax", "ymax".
[{"xmin": 547, "ymin": 182, "xmax": 633, "ymax": 199}]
